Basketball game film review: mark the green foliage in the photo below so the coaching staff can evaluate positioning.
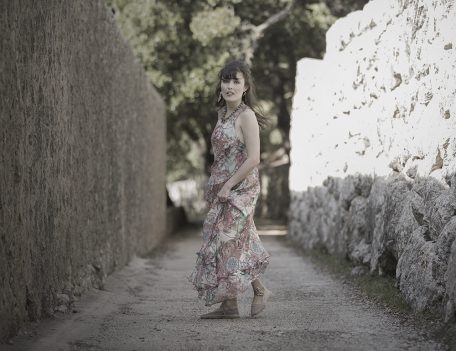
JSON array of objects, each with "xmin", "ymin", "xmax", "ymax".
[
  {"xmin": 190, "ymin": 7, "xmax": 241, "ymax": 46},
  {"xmin": 105, "ymin": 0, "xmax": 367, "ymax": 181},
  {"xmin": 305, "ymin": 3, "xmax": 336, "ymax": 29}
]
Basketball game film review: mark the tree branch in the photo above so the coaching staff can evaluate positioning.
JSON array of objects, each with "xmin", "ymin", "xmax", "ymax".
[
  {"xmin": 242, "ymin": 0, "xmax": 296, "ymax": 64},
  {"xmin": 255, "ymin": 0, "xmax": 296, "ymax": 34}
]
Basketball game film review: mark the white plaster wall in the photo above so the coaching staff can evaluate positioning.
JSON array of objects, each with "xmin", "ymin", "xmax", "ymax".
[
  {"xmin": 289, "ymin": 0, "xmax": 456, "ymax": 321},
  {"xmin": 290, "ymin": 0, "xmax": 456, "ymax": 192}
]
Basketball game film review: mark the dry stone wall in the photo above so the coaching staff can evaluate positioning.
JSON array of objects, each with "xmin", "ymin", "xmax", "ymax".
[
  {"xmin": 289, "ymin": 0, "xmax": 456, "ymax": 322},
  {"xmin": 0, "ymin": 0, "xmax": 166, "ymax": 342}
]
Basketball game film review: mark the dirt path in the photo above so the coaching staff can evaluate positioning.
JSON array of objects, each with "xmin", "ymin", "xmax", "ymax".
[{"xmin": 3, "ymin": 226, "xmax": 447, "ymax": 351}]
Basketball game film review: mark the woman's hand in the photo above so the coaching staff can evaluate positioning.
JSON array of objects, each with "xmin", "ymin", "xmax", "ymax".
[{"xmin": 217, "ymin": 182, "xmax": 232, "ymax": 202}]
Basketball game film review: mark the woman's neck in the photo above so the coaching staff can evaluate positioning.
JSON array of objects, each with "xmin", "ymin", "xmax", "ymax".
[{"xmin": 225, "ymin": 99, "xmax": 242, "ymax": 112}]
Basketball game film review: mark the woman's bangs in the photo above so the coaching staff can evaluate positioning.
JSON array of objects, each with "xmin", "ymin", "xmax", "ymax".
[{"xmin": 220, "ymin": 68, "xmax": 241, "ymax": 80}]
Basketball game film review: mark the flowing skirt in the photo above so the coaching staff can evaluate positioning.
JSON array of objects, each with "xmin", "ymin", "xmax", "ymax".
[{"xmin": 187, "ymin": 175, "xmax": 271, "ymax": 306}]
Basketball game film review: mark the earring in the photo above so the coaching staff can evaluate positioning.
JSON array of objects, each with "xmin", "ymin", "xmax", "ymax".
[{"xmin": 218, "ymin": 92, "xmax": 222, "ymax": 102}]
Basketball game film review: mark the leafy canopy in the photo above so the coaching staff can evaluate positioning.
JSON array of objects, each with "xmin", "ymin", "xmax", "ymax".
[{"xmin": 106, "ymin": 0, "xmax": 367, "ymax": 181}]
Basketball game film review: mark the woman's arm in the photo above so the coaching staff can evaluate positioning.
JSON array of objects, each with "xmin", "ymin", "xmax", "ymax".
[{"xmin": 217, "ymin": 109, "xmax": 260, "ymax": 201}]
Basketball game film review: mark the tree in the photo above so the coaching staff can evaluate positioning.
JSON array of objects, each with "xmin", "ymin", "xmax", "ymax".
[{"xmin": 105, "ymin": 0, "xmax": 368, "ymax": 181}]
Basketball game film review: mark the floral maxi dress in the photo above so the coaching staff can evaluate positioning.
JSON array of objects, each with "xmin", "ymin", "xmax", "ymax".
[{"xmin": 187, "ymin": 102, "xmax": 271, "ymax": 306}]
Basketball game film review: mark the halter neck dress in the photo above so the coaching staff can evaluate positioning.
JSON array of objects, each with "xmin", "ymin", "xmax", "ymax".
[{"xmin": 187, "ymin": 102, "xmax": 271, "ymax": 306}]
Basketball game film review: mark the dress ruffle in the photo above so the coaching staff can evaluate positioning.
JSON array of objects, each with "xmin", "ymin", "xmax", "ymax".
[{"xmin": 187, "ymin": 197, "xmax": 271, "ymax": 306}]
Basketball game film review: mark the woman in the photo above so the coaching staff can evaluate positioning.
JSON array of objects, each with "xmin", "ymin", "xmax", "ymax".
[{"xmin": 187, "ymin": 60, "xmax": 272, "ymax": 319}]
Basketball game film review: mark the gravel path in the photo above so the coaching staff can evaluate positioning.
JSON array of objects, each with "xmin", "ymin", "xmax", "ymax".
[{"xmin": 3, "ymin": 226, "xmax": 447, "ymax": 351}]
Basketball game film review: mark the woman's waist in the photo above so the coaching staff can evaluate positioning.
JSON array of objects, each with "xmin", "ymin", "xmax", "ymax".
[
  {"xmin": 210, "ymin": 152, "xmax": 248, "ymax": 170},
  {"xmin": 204, "ymin": 172, "xmax": 260, "ymax": 205},
  {"xmin": 208, "ymin": 167, "xmax": 258, "ymax": 184}
]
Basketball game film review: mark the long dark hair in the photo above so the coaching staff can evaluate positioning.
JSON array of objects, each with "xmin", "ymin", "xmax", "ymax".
[{"xmin": 214, "ymin": 60, "xmax": 269, "ymax": 129}]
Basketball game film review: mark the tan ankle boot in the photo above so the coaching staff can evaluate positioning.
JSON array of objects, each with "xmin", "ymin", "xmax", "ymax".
[
  {"xmin": 200, "ymin": 299, "xmax": 240, "ymax": 319},
  {"xmin": 251, "ymin": 286, "xmax": 272, "ymax": 317}
]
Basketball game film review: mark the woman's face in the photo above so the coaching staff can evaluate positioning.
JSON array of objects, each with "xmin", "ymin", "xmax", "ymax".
[{"xmin": 220, "ymin": 71, "xmax": 247, "ymax": 103}]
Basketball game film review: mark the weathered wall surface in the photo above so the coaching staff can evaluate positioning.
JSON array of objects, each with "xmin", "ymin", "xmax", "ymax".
[
  {"xmin": 289, "ymin": 0, "xmax": 456, "ymax": 321},
  {"xmin": 0, "ymin": 0, "xmax": 166, "ymax": 342}
]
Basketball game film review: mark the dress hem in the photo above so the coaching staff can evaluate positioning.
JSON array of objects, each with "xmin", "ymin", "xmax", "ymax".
[{"xmin": 187, "ymin": 254, "xmax": 271, "ymax": 307}]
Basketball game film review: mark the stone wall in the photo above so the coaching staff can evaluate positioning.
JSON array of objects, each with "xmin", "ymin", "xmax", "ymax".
[
  {"xmin": 0, "ymin": 0, "xmax": 166, "ymax": 342},
  {"xmin": 289, "ymin": 0, "xmax": 456, "ymax": 321}
]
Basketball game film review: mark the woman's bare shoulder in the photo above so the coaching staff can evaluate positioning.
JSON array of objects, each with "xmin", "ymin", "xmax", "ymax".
[
  {"xmin": 238, "ymin": 107, "xmax": 257, "ymax": 126},
  {"xmin": 239, "ymin": 106, "xmax": 256, "ymax": 119}
]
